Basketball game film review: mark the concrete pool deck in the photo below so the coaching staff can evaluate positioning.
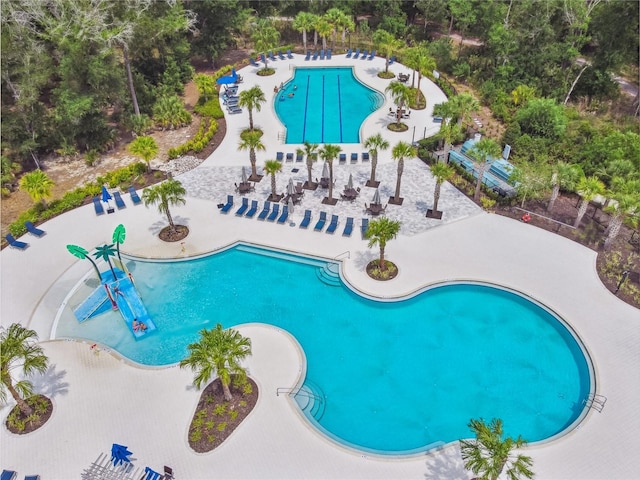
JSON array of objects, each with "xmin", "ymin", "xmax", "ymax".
[{"xmin": 1, "ymin": 52, "xmax": 639, "ymax": 479}]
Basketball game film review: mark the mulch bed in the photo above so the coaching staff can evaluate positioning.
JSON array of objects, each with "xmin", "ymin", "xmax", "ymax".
[
  {"xmin": 366, "ymin": 259, "xmax": 399, "ymax": 281},
  {"xmin": 5, "ymin": 395, "xmax": 53, "ymax": 435},
  {"xmin": 158, "ymin": 225, "xmax": 189, "ymax": 242}
]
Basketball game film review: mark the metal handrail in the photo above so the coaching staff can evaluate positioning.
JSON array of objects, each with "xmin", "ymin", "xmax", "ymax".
[
  {"xmin": 276, "ymin": 387, "xmax": 323, "ymax": 402},
  {"xmin": 334, "ymin": 250, "xmax": 350, "ymax": 260}
]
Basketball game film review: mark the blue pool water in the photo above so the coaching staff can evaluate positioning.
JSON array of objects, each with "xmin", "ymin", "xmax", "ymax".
[
  {"xmin": 57, "ymin": 245, "xmax": 592, "ymax": 454},
  {"xmin": 274, "ymin": 67, "xmax": 384, "ymax": 144}
]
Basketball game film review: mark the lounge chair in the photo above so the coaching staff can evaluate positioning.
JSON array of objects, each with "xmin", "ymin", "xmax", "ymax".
[
  {"xmin": 296, "ymin": 152, "xmax": 303, "ymax": 162},
  {"xmin": 163, "ymin": 466, "xmax": 174, "ymax": 480},
  {"xmin": 278, "ymin": 50, "xmax": 286, "ymax": 60},
  {"xmin": 5, "ymin": 234, "xmax": 28, "ymax": 250},
  {"xmin": 360, "ymin": 49, "xmax": 368, "ymax": 60},
  {"xmin": 353, "ymin": 48, "xmax": 360, "ymax": 59},
  {"xmin": 277, "ymin": 205, "xmax": 289, "ymax": 224},
  {"xmin": 286, "ymin": 152, "xmax": 294, "ymax": 162},
  {"xmin": 257, "ymin": 201, "xmax": 271, "ymax": 220},
  {"xmin": 220, "ymin": 195, "xmax": 234, "ymax": 213},
  {"xmin": 249, "ymin": 57, "xmax": 259, "ymax": 67},
  {"xmin": 314, "ymin": 211, "xmax": 327, "ymax": 231},
  {"xmin": 368, "ymin": 50, "xmax": 376, "ymax": 60},
  {"xmin": 267, "ymin": 203, "xmax": 280, "ymax": 222},
  {"xmin": 227, "ymin": 105, "xmax": 243, "ymax": 114},
  {"xmin": 268, "ymin": 51, "xmax": 276, "ymax": 61},
  {"xmin": 287, "ymin": 49, "xmax": 294, "ymax": 59},
  {"xmin": 342, "ymin": 217, "xmax": 354, "ymax": 237},
  {"xmin": 351, "ymin": 153, "xmax": 358, "ymax": 163},
  {"xmin": 24, "ymin": 476, "xmax": 40, "ymax": 480},
  {"xmin": 312, "ymin": 50, "xmax": 319, "ymax": 60},
  {"xmin": 128, "ymin": 186, "xmax": 142, "ymax": 205},
  {"xmin": 245, "ymin": 200, "xmax": 258, "ymax": 218},
  {"xmin": 113, "ymin": 191, "xmax": 126, "ymax": 209},
  {"xmin": 260, "ymin": 54, "xmax": 267, "ymax": 64},
  {"xmin": 1, "ymin": 470, "xmax": 17, "ymax": 480},
  {"xmin": 326, "ymin": 215, "xmax": 339, "ymax": 234},
  {"xmin": 389, "ymin": 55, "xmax": 396, "ymax": 65},
  {"xmin": 276, "ymin": 152, "xmax": 284, "ymax": 161},
  {"xmin": 339, "ymin": 153, "xmax": 346, "ymax": 164},
  {"xmin": 320, "ymin": 49, "xmax": 325, "ymax": 60},
  {"xmin": 346, "ymin": 48, "xmax": 353, "ymax": 58},
  {"xmin": 362, "ymin": 152, "xmax": 370, "ymax": 162},
  {"xmin": 299, "ymin": 210, "xmax": 312, "ymax": 228},
  {"xmin": 25, "ymin": 221, "xmax": 45, "ymax": 237},
  {"xmin": 93, "ymin": 196, "xmax": 105, "ymax": 215},
  {"xmin": 361, "ymin": 218, "xmax": 369, "ymax": 238},
  {"xmin": 235, "ymin": 197, "xmax": 249, "ymax": 216},
  {"xmin": 304, "ymin": 50, "xmax": 311, "ymax": 61},
  {"xmin": 327, "ymin": 48, "xmax": 332, "ymax": 59}
]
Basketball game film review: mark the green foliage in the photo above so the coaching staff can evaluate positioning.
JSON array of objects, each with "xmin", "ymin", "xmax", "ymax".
[
  {"xmin": 126, "ymin": 114, "xmax": 154, "ymax": 136},
  {"xmin": 515, "ymin": 99, "xmax": 567, "ymax": 140},
  {"xmin": 128, "ymin": 136, "xmax": 159, "ymax": 170},
  {"xmin": 19, "ymin": 170, "xmax": 54, "ymax": 206},
  {"xmin": 194, "ymin": 99, "xmax": 224, "ymax": 119},
  {"xmin": 85, "ymin": 150, "xmax": 100, "ymax": 167},
  {"xmin": 481, "ymin": 197, "xmax": 496, "ymax": 210},
  {"xmin": 153, "ymin": 94, "xmax": 192, "ymax": 129},
  {"xmin": 217, "ymin": 422, "xmax": 227, "ymax": 432},
  {"xmin": 167, "ymin": 119, "xmax": 218, "ymax": 159},
  {"xmin": 1, "ymin": 156, "xmax": 21, "ymax": 193},
  {"xmin": 213, "ymin": 404, "xmax": 227, "ymax": 416}
]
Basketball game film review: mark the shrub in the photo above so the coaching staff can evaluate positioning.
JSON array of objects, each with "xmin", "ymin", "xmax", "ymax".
[
  {"xmin": 85, "ymin": 149, "xmax": 100, "ymax": 166},
  {"xmin": 195, "ymin": 99, "xmax": 224, "ymax": 119}
]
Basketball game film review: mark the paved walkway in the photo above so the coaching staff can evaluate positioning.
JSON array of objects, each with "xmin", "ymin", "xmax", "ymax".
[{"xmin": 1, "ymin": 53, "xmax": 639, "ymax": 480}]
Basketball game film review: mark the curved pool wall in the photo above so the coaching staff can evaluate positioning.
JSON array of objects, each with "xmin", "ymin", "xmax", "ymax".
[
  {"xmin": 274, "ymin": 66, "xmax": 385, "ymax": 144},
  {"xmin": 55, "ymin": 243, "xmax": 594, "ymax": 454}
]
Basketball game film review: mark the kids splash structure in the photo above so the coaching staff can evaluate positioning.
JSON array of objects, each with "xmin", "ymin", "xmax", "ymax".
[{"xmin": 67, "ymin": 224, "xmax": 155, "ymax": 339}]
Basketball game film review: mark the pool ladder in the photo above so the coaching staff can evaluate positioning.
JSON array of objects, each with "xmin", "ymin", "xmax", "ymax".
[{"xmin": 583, "ymin": 393, "xmax": 607, "ymax": 412}]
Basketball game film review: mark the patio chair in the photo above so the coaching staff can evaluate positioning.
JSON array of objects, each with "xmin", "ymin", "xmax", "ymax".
[
  {"xmin": 368, "ymin": 50, "xmax": 376, "ymax": 60},
  {"xmin": 128, "ymin": 186, "xmax": 142, "ymax": 205},
  {"xmin": 286, "ymin": 152, "xmax": 294, "ymax": 162},
  {"xmin": 346, "ymin": 48, "xmax": 353, "ymax": 58},
  {"xmin": 312, "ymin": 50, "xmax": 319, "ymax": 60},
  {"xmin": 268, "ymin": 51, "xmax": 276, "ymax": 61},
  {"xmin": 352, "ymin": 48, "xmax": 360, "ymax": 59},
  {"xmin": 320, "ymin": 49, "xmax": 325, "ymax": 60},
  {"xmin": 305, "ymin": 50, "xmax": 311, "ymax": 61},
  {"xmin": 360, "ymin": 49, "xmax": 368, "ymax": 60},
  {"xmin": 296, "ymin": 152, "xmax": 303, "ymax": 162},
  {"xmin": 276, "ymin": 152, "xmax": 284, "ymax": 161},
  {"xmin": 113, "ymin": 191, "xmax": 126, "ymax": 209},
  {"xmin": 277, "ymin": 205, "xmax": 289, "ymax": 224},
  {"xmin": 227, "ymin": 105, "xmax": 243, "ymax": 114},
  {"xmin": 23, "ymin": 476, "xmax": 40, "ymax": 480},
  {"xmin": 339, "ymin": 153, "xmax": 346, "ymax": 164},
  {"xmin": 25, "ymin": 221, "xmax": 46, "ymax": 237},
  {"xmin": 220, "ymin": 195, "xmax": 234, "ymax": 213},
  {"xmin": 299, "ymin": 210, "xmax": 312, "ymax": 228},
  {"xmin": 257, "ymin": 201, "xmax": 271, "ymax": 220},
  {"xmin": 267, "ymin": 203, "xmax": 280, "ymax": 222},
  {"xmin": 389, "ymin": 55, "xmax": 396, "ymax": 65},
  {"xmin": 326, "ymin": 215, "xmax": 339, "ymax": 234},
  {"xmin": 361, "ymin": 218, "xmax": 369, "ymax": 238},
  {"xmin": 93, "ymin": 196, "xmax": 105, "ymax": 215},
  {"xmin": 351, "ymin": 153, "xmax": 358, "ymax": 163},
  {"xmin": 314, "ymin": 211, "xmax": 327, "ymax": 231},
  {"xmin": 260, "ymin": 54, "xmax": 267, "ymax": 64},
  {"xmin": 1, "ymin": 471, "xmax": 16, "ymax": 480},
  {"xmin": 235, "ymin": 197, "xmax": 249, "ymax": 216},
  {"xmin": 342, "ymin": 217, "xmax": 354, "ymax": 237},
  {"xmin": 164, "ymin": 466, "xmax": 174, "ymax": 480},
  {"xmin": 287, "ymin": 49, "xmax": 294, "ymax": 59},
  {"xmin": 327, "ymin": 48, "xmax": 332, "ymax": 59},
  {"xmin": 249, "ymin": 57, "xmax": 259, "ymax": 67},
  {"xmin": 278, "ymin": 50, "xmax": 286, "ymax": 60},
  {"xmin": 245, "ymin": 200, "xmax": 258, "ymax": 218},
  {"xmin": 362, "ymin": 152, "xmax": 370, "ymax": 162}
]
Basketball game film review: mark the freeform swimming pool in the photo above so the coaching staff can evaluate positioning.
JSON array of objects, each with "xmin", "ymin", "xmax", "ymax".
[
  {"xmin": 274, "ymin": 67, "xmax": 384, "ymax": 144},
  {"xmin": 57, "ymin": 245, "xmax": 592, "ymax": 454}
]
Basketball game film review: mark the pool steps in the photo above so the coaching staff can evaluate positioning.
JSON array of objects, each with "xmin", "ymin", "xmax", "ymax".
[
  {"xmin": 316, "ymin": 263, "xmax": 341, "ymax": 287},
  {"xmin": 295, "ymin": 380, "xmax": 327, "ymax": 421},
  {"xmin": 235, "ymin": 244, "xmax": 327, "ymax": 267}
]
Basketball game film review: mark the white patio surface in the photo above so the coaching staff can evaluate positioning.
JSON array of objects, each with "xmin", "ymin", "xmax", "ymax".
[{"xmin": 1, "ymin": 52, "xmax": 639, "ymax": 480}]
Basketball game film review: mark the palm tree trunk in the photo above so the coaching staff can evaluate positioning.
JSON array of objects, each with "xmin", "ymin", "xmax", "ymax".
[
  {"xmin": 306, "ymin": 159, "xmax": 313, "ymax": 184},
  {"xmin": 474, "ymin": 162, "xmax": 489, "ymax": 201},
  {"xmin": 222, "ymin": 381, "xmax": 233, "ymax": 401},
  {"xmin": 574, "ymin": 199, "xmax": 589, "ymax": 228},
  {"xmin": 370, "ymin": 154, "xmax": 378, "ymax": 183},
  {"xmin": 270, "ymin": 174, "xmax": 277, "ymax": 198},
  {"xmin": 166, "ymin": 205, "xmax": 176, "ymax": 231},
  {"xmin": 433, "ymin": 183, "xmax": 442, "ymax": 212},
  {"xmin": 248, "ymin": 109, "xmax": 254, "ymax": 130},
  {"xmin": 443, "ymin": 142, "xmax": 451, "ymax": 163},
  {"xmin": 547, "ymin": 184, "xmax": 560, "ymax": 212},
  {"xmin": 604, "ymin": 216, "xmax": 623, "ymax": 249},
  {"xmin": 379, "ymin": 244, "xmax": 386, "ymax": 271},
  {"xmin": 394, "ymin": 159, "xmax": 404, "ymax": 200},
  {"xmin": 314, "ymin": 31, "xmax": 318, "ymax": 48},
  {"xmin": 123, "ymin": 45, "xmax": 140, "ymax": 116},
  {"xmin": 5, "ymin": 380, "xmax": 33, "ymax": 416},
  {"xmin": 303, "ymin": 30, "xmax": 307, "ymax": 51},
  {"xmin": 416, "ymin": 74, "xmax": 422, "ymax": 103},
  {"xmin": 328, "ymin": 161, "xmax": 334, "ymax": 200},
  {"xmin": 250, "ymin": 150, "xmax": 257, "ymax": 178},
  {"xmin": 385, "ymin": 57, "xmax": 389, "ymax": 73}
]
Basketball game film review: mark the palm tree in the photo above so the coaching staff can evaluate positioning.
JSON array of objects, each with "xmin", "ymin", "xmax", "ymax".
[
  {"xmin": 264, "ymin": 159, "xmax": 282, "ymax": 201},
  {"xmin": 128, "ymin": 136, "xmax": 158, "ymax": 172},
  {"xmin": 112, "ymin": 224, "xmax": 126, "ymax": 263},
  {"xmin": 238, "ymin": 130, "xmax": 265, "ymax": 181},
  {"xmin": 603, "ymin": 178, "xmax": 640, "ymax": 248},
  {"xmin": 251, "ymin": 18, "xmax": 280, "ymax": 70},
  {"xmin": 468, "ymin": 138, "xmax": 502, "ymax": 202},
  {"xmin": 332, "ymin": 9, "xmax": 354, "ymax": 48},
  {"xmin": 450, "ymin": 93, "xmax": 480, "ymax": 129},
  {"xmin": 324, "ymin": 8, "xmax": 342, "ymax": 49},
  {"xmin": 385, "ymin": 81, "xmax": 412, "ymax": 127},
  {"xmin": 363, "ymin": 134, "xmax": 390, "ymax": 187},
  {"xmin": 1, "ymin": 324, "xmax": 49, "ymax": 416},
  {"xmin": 460, "ymin": 418, "xmax": 534, "ymax": 480},
  {"xmin": 390, "ymin": 141, "xmax": 417, "ymax": 205},
  {"xmin": 415, "ymin": 53, "xmax": 437, "ymax": 103},
  {"xmin": 66, "ymin": 244, "xmax": 102, "ymax": 280},
  {"xmin": 93, "ymin": 243, "xmax": 118, "ymax": 281},
  {"xmin": 292, "ymin": 12, "xmax": 317, "ymax": 53},
  {"xmin": 573, "ymin": 176, "xmax": 605, "ymax": 228},
  {"xmin": 511, "ymin": 85, "xmax": 537, "ymax": 106},
  {"xmin": 238, "ymin": 86, "xmax": 266, "ymax": 131},
  {"xmin": 438, "ymin": 119, "xmax": 462, "ymax": 163},
  {"xmin": 19, "ymin": 169, "xmax": 54, "ymax": 208},
  {"xmin": 319, "ymin": 144, "xmax": 342, "ymax": 204},
  {"xmin": 315, "ymin": 17, "xmax": 332, "ymax": 51},
  {"xmin": 373, "ymin": 29, "xmax": 404, "ymax": 73},
  {"xmin": 365, "ymin": 217, "xmax": 401, "ymax": 272},
  {"xmin": 547, "ymin": 162, "xmax": 582, "ymax": 213},
  {"xmin": 142, "ymin": 179, "xmax": 187, "ymax": 234},
  {"xmin": 429, "ymin": 162, "xmax": 455, "ymax": 218},
  {"xmin": 179, "ymin": 323, "xmax": 252, "ymax": 401},
  {"xmin": 298, "ymin": 141, "xmax": 319, "ymax": 189},
  {"xmin": 403, "ymin": 46, "xmax": 422, "ymax": 88}
]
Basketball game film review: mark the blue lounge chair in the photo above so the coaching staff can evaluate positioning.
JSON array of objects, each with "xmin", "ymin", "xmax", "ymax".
[
  {"xmin": 220, "ymin": 195, "xmax": 233, "ymax": 213},
  {"xmin": 304, "ymin": 50, "xmax": 311, "ymax": 61},
  {"xmin": 277, "ymin": 205, "xmax": 289, "ymax": 224},
  {"xmin": 339, "ymin": 153, "xmax": 346, "ymax": 164},
  {"xmin": 296, "ymin": 152, "xmax": 303, "ymax": 162},
  {"xmin": 326, "ymin": 215, "xmax": 339, "ymax": 234},
  {"xmin": 368, "ymin": 50, "xmax": 376, "ymax": 60},
  {"xmin": 128, "ymin": 186, "xmax": 141, "ymax": 205},
  {"xmin": 351, "ymin": 153, "xmax": 358, "ymax": 163},
  {"xmin": 245, "ymin": 200, "xmax": 258, "ymax": 218},
  {"xmin": 227, "ymin": 105, "xmax": 242, "ymax": 114},
  {"xmin": 276, "ymin": 152, "xmax": 284, "ymax": 161},
  {"xmin": 389, "ymin": 55, "xmax": 396, "ymax": 65},
  {"xmin": 346, "ymin": 48, "xmax": 353, "ymax": 58},
  {"xmin": 353, "ymin": 48, "xmax": 360, "ymax": 59},
  {"xmin": 342, "ymin": 217, "xmax": 354, "ymax": 237},
  {"xmin": 320, "ymin": 49, "xmax": 325, "ymax": 60},
  {"xmin": 113, "ymin": 191, "xmax": 126, "ymax": 209},
  {"xmin": 360, "ymin": 49, "xmax": 368, "ymax": 60},
  {"xmin": 327, "ymin": 48, "xmax": 332, "ymax": 59},
  {"xmin": 249, "ymin": 57, "xmax": 259, "ymax": 67},
  {"xmin": 362, "ymin": 152, "xmax": 370, "ymax": 162},
  {"xmin": 1, "ymin": 470, "xmax": 17, "ymax": 480},
  {"xmin": 314, "ymin": 211, "xmax": 327, "ymax": 231},
  {"xmin": 25, "ymin": 221, "xmax": 45, "ymax": 237},
  {"xmin": 287, "ymin": 49, "xmax": 294, "ymax": 59},
  {"xmin": 93, "ymin": 196, "xmax": 105, "ymax": 215},
  {"xmin": 24, "ymin": 476, "xmax": 40, "ymax": 480},
  {"xmin": 235, "ymin": 197, "xmax": 249, "ymax": 216},
  {"xmin": 5, "ymin": 234, "xmax": 28, "ymax": 250},
  {"xmin": 260, "ymin": 53, "xmax": 267, "ymax": 64},
  {"xmin": 312, "ymin": 50, "xmax": 319, "ymax": 60},
  {"xmin": 278, "ymin": 50, "xmax": 286, "ymax": 60},
  {"xmin": 361, "ymin": 218, "xmax": 369, "ymax": 238},
  {"xmin": 268, "ymin": 51, "xmax": 276, "ymax": 61},
  {"xmin": 299, "ymin": 209, "xmax": 312, "ymax": 228},
  {"xmin": 286, "ymin": 152, "xmax": 294, "ymax": 162},
  {"xmin": 257, "ymin": 201, "xmax": 271, "ymax": 220},
  {"xmin": 267, "ymin": 203, "xmax": 280, "ymax": 222}
]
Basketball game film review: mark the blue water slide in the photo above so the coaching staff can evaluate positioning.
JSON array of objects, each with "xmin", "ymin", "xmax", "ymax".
[
  {"xmin": 74, "ymin": 286, "xmax": 109, "ymax": 322},
  {"xmin": 112, "ymin": 278, "xmax": 156, "ymax": 339}
]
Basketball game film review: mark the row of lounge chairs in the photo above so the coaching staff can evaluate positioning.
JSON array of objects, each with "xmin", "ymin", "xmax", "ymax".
[
  {"xmin": 304, "ymin": 49, "xmax": 333, "ymax": 61},
  {"xmin": 93, "ymin": 187, "xmax": 141, "ymax": 216},
  {"xmin": 5, "ymin": 219, "xmax": 47, "ymax": 250},
  {"xmin": 249, "ymin": 50, "xmax": 294, "ymax": 66},
  {"xmin": 1, "ymin": 470, "xmax": 39, "ymax": 480},
  {"xmin": 345, "ymin": 48, "xmax": 377, "ymax": 60},
  {"xmin": 338, "ymin": 152, "xmax": 370, "ymax": 164},
  {"xmin": 276, "ymin": 152, "xmax": 303, "ymax": 162}
]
